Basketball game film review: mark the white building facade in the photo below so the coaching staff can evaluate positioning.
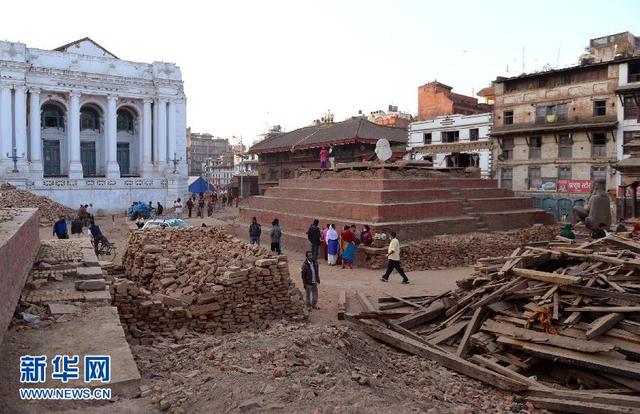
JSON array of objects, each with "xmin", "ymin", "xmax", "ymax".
[
  {"xmin": 407, "ymin": 113, "xmax": 493, "ymax": 177},
  {"xmin": 203, "ymin": 154, "xmax": 234, "ymax": 188},
  {"xmin": 0, "ymin": 38, "xmax": 188, "ymax": 210}
]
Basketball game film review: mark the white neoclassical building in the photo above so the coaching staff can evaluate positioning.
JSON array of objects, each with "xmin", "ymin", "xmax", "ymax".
[{"xmin": 0, "ymin": 37, "xmax": 188, "ymax": 210}]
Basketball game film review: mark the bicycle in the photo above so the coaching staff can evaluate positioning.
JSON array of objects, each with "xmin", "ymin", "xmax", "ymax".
[{"xmin": 91, "ymin": 236, "xmax": 117, "ymax": 261}]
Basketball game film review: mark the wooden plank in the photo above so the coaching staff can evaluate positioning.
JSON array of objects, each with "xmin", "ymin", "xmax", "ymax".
[
  {"xmin": 456, "ymin": 307, "xmax": 484, "ymax": 357},
  {"xmin": 383, "ymin": 292, "xmax": 426, "ymax": 310},
  {"xmin": 619, "ymin": 319, "xmax": 640, "ymax": 335},
  {"xmin": 470, "ymin": 355, "xmax": 545, "ymax": 388},
  {"xmin": 527, "ymin": 387, "xmax": 640, "ymax": 409},
  {"xmin": 424, "ymin": 321, "xmax": 467, "ymax": 345},
  {"xmin": 587, "ymin": 313, "xmax": 624, "ymax": 340},
  {"xmin": 527, "ymin": 397, "xmax": 640, "ymax": 414},
  {"xmin": 377, "ymin": 294, "xmax": 432, "ymax": 303},
  {"xmin": 472, "ymin": 277, "xmax": 525, "ymax": 309},
  {"xmin": 497, "ymin": 336, "xmax": 640, "ymax": 379},
  {"xmin": 552, "ymin": 292, "xmax": 559, "ymax": 320},
  {"xmin": 498, "ymin": 247, "xmax": 522, "ymax": 276},
  {"xmin": 482, "ymin": 320, "xmax": 615, "ymax": 353},
  {"xmin": 395, "ymin": 300, "xmax": 445, "ymax": 329},
  {"xmin": 600, "ymin": 373, "xmax": 640, "ymax": 392},
  {"xmin": 512, "ymin": 268, "xmax": 581, "ymax": 285},
  {"xmin": 560, "ymin": 285, "xmax": 640, "ymax": 305},
  {"xmin": 355, "ymin": 290, "xmax": 376, "ymax": 312},
  {"xmin": 565, "ymin": 306, "xmax": 640, "ymax": 313},
  {"xmin": 351, "ymin": 311, "xmax": 410, "ymax": 320},
  {"xmin": 338, "ymin": 290, "xmax": 346, "ymax": 320},
  {"xmin": 564, "ymin": 277, "xmax": 597, "ymax": 326},
  {"xmin": 561, "ymin": 327, "xmax": 640, "ymax": 358},
  {"xmin": 348, "ymin": 317, "xmax": 528, "ymax": 392}
]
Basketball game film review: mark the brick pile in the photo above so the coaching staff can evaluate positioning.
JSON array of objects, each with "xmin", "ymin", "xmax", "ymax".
[
  {"xmin": 0, "ymin": 184, "xmax": 75, "ymax": 226},
  {"xmin": 401, "ymin": 224, "xmax": 559, "ymax": 271},
  {"xmin": 114, "ymin": 227, "xmax": 304, "ymax": 343}
]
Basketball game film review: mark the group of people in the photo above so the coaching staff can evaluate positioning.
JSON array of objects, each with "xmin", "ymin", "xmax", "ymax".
[
  {"xmin": 306, "ymin": 221, "xmax": 373, "ymax": 268},
  {"xmin": 52, "ymin": 206, "xmax": 111, "ymax": 257},
  {"xmin": 248, "ymin": 217, "xmax": 282, "ymax": 255},
  {"xmin": 561, "ymin": 219, "xmax": 640, "ymax": 241},
  {"xmin": 185, "ymin": 192, "xmax": 238, "ymax": 218}
]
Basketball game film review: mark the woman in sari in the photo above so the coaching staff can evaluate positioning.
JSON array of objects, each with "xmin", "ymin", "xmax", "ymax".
[
  {"xmin": 326, "ymin": 225, "xmax": 339, "ymax": 265},
  {"xmin": 340, "ymin": 225, "xmax": 356, "ymax": 269},
  {"xmin": 321, "ymin": 223, "xmax": 330, "ymax": 262}
]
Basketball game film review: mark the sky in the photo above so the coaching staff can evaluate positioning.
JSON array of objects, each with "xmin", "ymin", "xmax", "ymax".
[{"xmin": 2, "ymin": 0, "xmax": 640, "ymax": 145}]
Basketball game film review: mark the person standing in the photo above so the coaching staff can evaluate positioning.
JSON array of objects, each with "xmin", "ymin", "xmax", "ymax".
[
  {"xmin": 321, "ymin": 224, "xmax": 330, "ymax": 262},
  {"xmin": 340, "ymin": 225, "xmax": 355, "ymax": 269},
  {"xmin": 380, "ymin": 231, "xmax": 409, "ymax": 284},
  {"xmin": 78, "ymin": 204, "xmax": 87, "ymax": 226},
  {"xmin": 360, "ymin": 225, "xmax": 373, "ymax": 247},
  {"xmin": 328, "ymin": 145, "xmax": 336, "ymax": 169},
  {"xmin": 87, "ymin": 203, "xmax": 95, "ymax": 221},
  {"xmin": 186, "ymin": 198, "xmax": 194, "ymax": 218},
  {"xmin": 326, "ymin": 225, "xmax": 339, "ymax": 265},
  {"xmin": 89, "ymin": 220, "xmax": 111, "ymax": 257},
  {"xmin": 156, "ymin": 202, "xmax": 164, "ymax": 217},
  {"xmin": 307, "ymin": 219, "xmax": 322, "ymax": 261},
  {"xmin": 222, "ymin": 194, "xmax": 227, "ymax": 208},
  {"xmin": 270, "ymin": 218, "xmax": 282, "ymax": 255},
  {"xmin": 319, "ymin": 147, "xmax": 329, "ymax": 169},
  {"xmin": 249, "ymin": 217, "xmax": 262, "ymax": 245},
  {"xmin": 301, "ymin": 251, "xmax": 320, "ymax": 311},
  {"xmin": 53, "ymin": 216, "xmax": 68, "ymax": 239},
  {"xmin": 71, "ymin": 217, "xmax": 83, "ymax": 239},
  {"xmin": 173, "ymin": 198, "xmax": 183, "ymax": 218},
  {"xmin": 197, "ymin": 194, "xmax": 205, "ymax": 218}
]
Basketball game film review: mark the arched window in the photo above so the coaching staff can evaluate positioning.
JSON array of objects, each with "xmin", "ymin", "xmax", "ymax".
[
  {"xmin": 42, "ymin": 103, "xmax": 65, "ymax": 129},
  {"xmin": 80, "ymin": 106, "xmax": 100, "ymax": 130},
  {"xmin": 117, "ymin": 108, "xmax": 135, "ymax": 133}
]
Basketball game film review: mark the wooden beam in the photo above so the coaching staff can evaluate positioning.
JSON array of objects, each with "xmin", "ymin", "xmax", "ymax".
[
  {"xmin": 565, "ymin": 306, "xmax": 640, "ymax": 313},
  {"xmin": 425, "ymin": 321, "xmax": 467, "ymax": 345},
  {"xmin": 383, "ymin": 292, "xmax": 426, "ymax": 310},
  {"xmin": 560, "ymin": 285, "xmax": 640, "ymax": 305},
  {"xmin": 527, "ymin": 397, "xmax": 640, "ymax": 414},
  {"xmin": 512, "ymin": 268, "xmax": 581, "ymax": 285},
  {"xmin": 457, "ymin": 307, "xmax": 484, "ymax": 357},
  {"xmin": 349, "ymin": 318, "xmax": 528, "ymax": 392},
  {"xmin": 355, "ymin": 290, "xmax": 376, "ymax": 312},
  {"xmin": 472, "ymin": 277, "xmax": 526, "ymax": 309},
  {"xmin": 394, "ymin": 300, "xmax": 445, "ymax": 329},
  {"xmin": 587, "ymin": 313, "xmax": 624, "ymax": 340},
  {"xmin": 350, "ymin": 311, "xmax": 410, "ymax": 320},
  {"xmin": 470, "ymin": 355, "xmax": 547, "ymax": 388},
  {"xmin": 527, "ymin": 387, "xmax": 640, "ymax": 409},
  {"xmin": 338, "ymin": 290, "xmax": 346, "ymax": 320},
  {"xmin": 482, "ymin": 320, "xmax": 614, "ymax": 353},
  {"xmin": 497, "ymin": 336, "xmax": 640, "ymax": 379}
]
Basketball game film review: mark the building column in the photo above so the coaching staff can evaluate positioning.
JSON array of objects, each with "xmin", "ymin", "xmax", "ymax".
[
  {"xmin": 0, "ymin": 86, "xmax": 13, "ymax": 174},
  {"xmin": 141, "ymin": 99, "xmax": 153, "ymax": 177},
  {"xmin": 106, "ymin": 95, "xmax": 120, "ymax": 178},
  {"xmin": 157, "ymin": 98, "xmax": 167, "ymax": 172},
  {"xmin": 14, "ymin": 86, "xmax": 28, "ymax": 172},
  {"xmin": 167, "ymin": 99, "xmax": 176, "ymax": 173},
  {"xmin": 28, "ymin": 88, "xmax": 43, "ymax": 176},
  {"xmin": 68, "ymin": 92, "xmax": 83, "ymax": 179}
]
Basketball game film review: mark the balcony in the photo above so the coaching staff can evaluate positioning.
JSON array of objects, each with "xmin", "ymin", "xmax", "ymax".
[{"xmin": 491, "ymin": 115, "xmax": 617, "ymax": 137}]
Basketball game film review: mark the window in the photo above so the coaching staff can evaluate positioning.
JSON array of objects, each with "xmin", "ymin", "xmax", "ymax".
[
  {"xmin": 527, "ymin": 166, "xmax": 541, "ymax": 189},
  {"xmin": 501, "ymin": 168, "xmax": 513, "ymax": 189},
  {"xmin": 442, "ymin": 131, "xmax": 459, "ymax": 143},
  {"xmin": 558, "ymin": 166, "xmax": 572, "ymax": 180},
  {"xmin": 624, "ymin": 96, "xmax": 640, "ymax": 120},
  {"xmin": 536, "ymin": 103, "xmax": 568, "ymax": 123},
  {"xmin": 423, "ymin": 133, "xmax": 432, "ymax": 145},
  {"xmin": 624, "ymin": 131, "xmax": 635, "ymax": 155},
  {"xmin": 529, "ymin": 136, "xmax": 542, "ymax": 159},
  {"xmin": 503, "ymin": 111, "xmax": 514, "ymax": 125},
  {"xmin": 591, "ymin": 132, "xmax": 607, "ymax": 157},
  {"xmin": 558, "ymin": 134, "xmax": 572, "ymax": 158},
  {"xmin": 42, "ymin": 104, "xmax": 65, "ymax": 129},
  {"xmin": 469, "ymin": 128, "xmax": 479, "ymax": 141},
  {"xmin": 501, "ymin": 138, "xmax": 514, "ymax": 160},
  {"xmin": 593, "ymin": 100, "xmax": 607, "ymax": 116},
  {"xmin": 117, "ymin": 109, "xmax": 135, "ymax": 133},
  {"xmin": 591, "ymin": 165, "xmax": 607, "ymax": 181},
  {"xmin": 629, "ymin": 62, "xmax": 640, "ymax": 83},
  {"xmin": 80, "ymin": 107, "xmax": 100, "ymax": 131}
]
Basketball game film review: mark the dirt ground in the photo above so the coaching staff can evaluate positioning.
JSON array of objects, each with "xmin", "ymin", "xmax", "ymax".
[{"xmin": 20, "ymin": 208, "xmax": 539, "ymax": 414}]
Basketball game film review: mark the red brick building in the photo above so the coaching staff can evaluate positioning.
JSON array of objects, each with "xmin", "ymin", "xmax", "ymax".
[
  {"xmin": 248, "ymin": 117, "xmax": 408, "ymax": 194},
  {"xmin": 418, "ymin": 81, "xmax": 492, "ymax": 121}
]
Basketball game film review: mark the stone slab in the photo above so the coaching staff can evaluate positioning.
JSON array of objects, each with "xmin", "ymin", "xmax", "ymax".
[
  {"xmin": 76, "ymin": 266, "xmax": 104, "ymax": 280},
  {"xmin": 75, "ymin": 279, "xmax": 107, "ymax": 291},
  {"xmin": 26, "ymin": 289, "xmax": 111, "ymax": 304},
  {"xmin": 48, "ymin": 303, "xmax": 81, "ymax": 315}
]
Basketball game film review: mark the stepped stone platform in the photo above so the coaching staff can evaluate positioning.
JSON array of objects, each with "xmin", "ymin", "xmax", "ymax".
[{"xmin": 239, "ymin": 167, "xmax": 554, "ymax": 254}]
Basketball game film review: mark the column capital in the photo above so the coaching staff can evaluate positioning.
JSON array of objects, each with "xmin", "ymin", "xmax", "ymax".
[
  {"xmin": 14, "ymin": 85, "xmax": 27, "ymax": 92},
  {"xmin": 69, "ymin": 91, "xmax": 81, "ymax": 99},
  {"xmin": 107, "ymin": 94, "xmax": 118, "ymax": 102},
  {"xmin": 28, "ymin": 87, "xmax": 41, "ymax": 95},
  {"xmin": 143, "ymin": 98, "xmax": 154, "ymax": 104},
  {"xmin": 156, "ymin": 97, "xmax": 168, "ymax": 104}
]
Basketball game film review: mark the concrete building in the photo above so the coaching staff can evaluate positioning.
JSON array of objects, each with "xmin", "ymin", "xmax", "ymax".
[
  {"xmin": 186, "ymin": 131, "xmax": 232, "ymax": 176},
  {"xmin": 203, "ymin": 153, "xmax": 234, "ymax": 188},
  {"xmin": 417, "ymin": 81, "xmax": 492, "ymax": 121},
  {"xmin": 0, "ymin": 37, "xmax": 187, "ymax": 209},
  {"xmin": 367, "ymin": 105, "xmax": 413, "ymax": 128},
  {"xmin": 490, "ymin": 32, "xmax": 640, "ymax": 219},
  {"xmin": 407, "ymin": 113, "xmax": 493, "ymax": 177},
  {"xmin": 248, "ymin": 117, "xmax": 408, "ymax": 194}
]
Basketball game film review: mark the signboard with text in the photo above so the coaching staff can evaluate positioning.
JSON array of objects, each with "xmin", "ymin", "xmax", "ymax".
[{"xmin": 557, "ymin": 179, "xmax": 592, "ymax": 193}]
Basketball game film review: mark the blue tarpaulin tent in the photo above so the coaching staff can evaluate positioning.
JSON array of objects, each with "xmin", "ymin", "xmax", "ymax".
[{"xmin": 188, "ymin": 176, "xmax": 216, "ymax": 194}]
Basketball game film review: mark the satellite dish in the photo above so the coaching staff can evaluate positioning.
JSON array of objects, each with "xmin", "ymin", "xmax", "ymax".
[{"xmin": 375, "ymin": 139, "xmax": 392, "ymax": 162}]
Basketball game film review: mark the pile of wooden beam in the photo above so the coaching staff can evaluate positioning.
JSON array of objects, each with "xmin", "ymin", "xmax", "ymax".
[{"xmin": 346, "ymin": 235, "xmax": 640, "ymax": 413}]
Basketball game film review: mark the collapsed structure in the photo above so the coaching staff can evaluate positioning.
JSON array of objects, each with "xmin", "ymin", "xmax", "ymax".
[{"xmin": 114, "ymin": 227, "xmax": 304, "ymax": 343}]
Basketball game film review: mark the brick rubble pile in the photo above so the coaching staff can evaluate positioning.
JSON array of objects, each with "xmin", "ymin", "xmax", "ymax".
[
  {"xmin": 0, "ymin": 184, "xmax": 75, "ymax": 226},
  {"xmin": 114, "ymin": 227, "xmax": 304, "ymax": 343},
  {"xmin": 402, "ymin": 224, "xmax": 559, "ymax": 271}
]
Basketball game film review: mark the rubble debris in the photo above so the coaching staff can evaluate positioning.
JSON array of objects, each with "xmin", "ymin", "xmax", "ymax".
[
  {"xmin": 0, "ymin": 184, "xmax": 75, "ymax": 226},
  {"xmin": 401, "ymin": 225, "xmax": 559, "ymax": 271},
  {"xmin": 348, "ymin": 235, "xmax": 640, "ymax": 413},
  {"xmin": 113, "ymin": 227, "xmax": 304, "ymax": 343}
]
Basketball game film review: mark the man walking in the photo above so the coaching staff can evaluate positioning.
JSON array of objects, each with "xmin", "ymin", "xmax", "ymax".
[
  {"xmin": 53, "ymin": 215, "xmax": 69, "ymax": 239},
  {"xmin": 307, "ymin": 219, "xmax": 322, "ymax": 261},
  {"xmin": 249, "ymin": 217, "xmax": 262, "ymax": 245},
  {"xmin": 380, "ymin": 231, "xmax": 409, "ymax": 284},
  {"xmin": 301, "ymin": 251, "xmax": 320, "ymax": 311}
]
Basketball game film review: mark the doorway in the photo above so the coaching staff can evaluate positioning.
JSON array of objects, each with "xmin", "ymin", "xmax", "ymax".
[
  {"xmin": 80, "ymin": 142, "xmax": 96, "ymax": 177},
  {"xmin": 117, "ymin": 143, "xmax": 130, "ymax": 175},
  {"xmin": 43, "ymin": 141, "xmax": 61, "ymax": 176}
]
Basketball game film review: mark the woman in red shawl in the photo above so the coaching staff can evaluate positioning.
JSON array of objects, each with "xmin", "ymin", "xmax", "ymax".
[{"xmin": 340, "ymin": 225, "xmax": 356, "ymax": 269}]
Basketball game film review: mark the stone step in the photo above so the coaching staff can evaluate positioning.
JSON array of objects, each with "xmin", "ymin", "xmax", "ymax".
[
  {"xmin": 24, "ymin": 288, "xmax": 111, "ymax": 305},
  {"xmin": 265, "ymin": 186, "xmax": 455, "ymax": 203},
  {"xmin": 467, "ymin": 197, "xmax": 533, "ymax": 213},
  {"xmin": 474, "ymin": 209, "xmax": 555, "ymax": 231},
  {"xmin": 278, "ymin": 177, "xmax": 498, "ymax": 191},
  {"xmin": 245, "ymin": 196, "xmax": 465, "ymax": 221},
  {"xmin": 76, "ymin": 266, "xmax": 105, "ymax": 280}
]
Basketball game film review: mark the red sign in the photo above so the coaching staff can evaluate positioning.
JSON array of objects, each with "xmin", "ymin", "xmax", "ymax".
[{"xmin": 557, "ymin": 180, "xmax": 592, "ymax": 193}]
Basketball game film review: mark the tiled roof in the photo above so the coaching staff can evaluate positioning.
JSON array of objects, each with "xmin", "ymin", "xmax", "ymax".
[{"xmin": 248, "ymin": 117, "xmax": 407, "ymax": 154}]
